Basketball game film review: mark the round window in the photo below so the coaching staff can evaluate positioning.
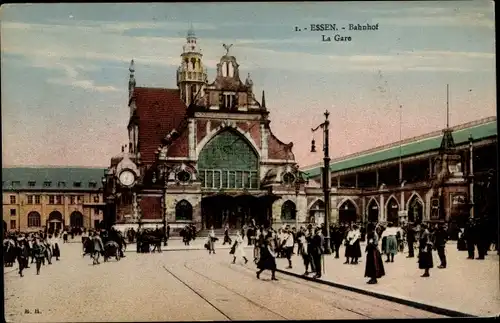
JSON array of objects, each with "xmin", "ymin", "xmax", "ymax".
[
  {"xmin": 177, "ymin": 171, "xmax": 191, "ymax": 182},
  {"xmin": 283, "ymin": 172, "xmax": 295, "ymax": 185}
]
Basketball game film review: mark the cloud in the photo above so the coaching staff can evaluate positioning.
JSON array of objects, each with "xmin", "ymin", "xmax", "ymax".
[{"xmin": 1, "ymin": 19, "xmax": 495, "ymax": 79}]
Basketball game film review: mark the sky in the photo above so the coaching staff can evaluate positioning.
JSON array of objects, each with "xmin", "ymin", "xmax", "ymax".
[{"xmin": 1, "ymin": 1, "xmax": 496, "ymax": 169}]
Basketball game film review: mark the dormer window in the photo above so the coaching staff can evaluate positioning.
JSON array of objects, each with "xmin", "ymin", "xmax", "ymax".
[
  {"xmin": 282, "ymin": 172, "xmax": 296, "ymax": 185},
  {"xmin": 89, "ymin": 182, "xmax": 97, "ymax": 189},
  {"xmin": 57, "ymin": 181, "xmax": 66, "ymax": 188},
  {"xmin": 43, "ymin": 181, "xmax": 52, "ymax": 187},
  {"xmin": 28, "ymin": 181, "xmax": 36, "ymax": 187},
  {"xmin": 73, "ymin": 182, "xmax": 82, "ymax": 188},
  {"xmin": 11, "ymin": 181, "xmax": 20, "ymax": 187},
  {"xmin": 222, "ymin": 94, "xmax": 236, "ymax": 110}
]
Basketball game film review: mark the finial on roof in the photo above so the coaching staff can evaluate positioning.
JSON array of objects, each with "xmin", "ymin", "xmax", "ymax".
[
  {"xmin": 187, "ymin": 23, "xmax": 195, "ymax": 38},
  {"xmin": 129, "ymin": 59, "xmax": 135, "ymax": 73},
  {"xmin": 261, "ymin": 90, "xmax": 266, "ymax": 109},
  {"xmin": 223, "ymin": 43, "xmax": 233, "ymax": 56},
  {"xmin": 245, "ymin": 73, "xmax": 253, "ymax": 87}
]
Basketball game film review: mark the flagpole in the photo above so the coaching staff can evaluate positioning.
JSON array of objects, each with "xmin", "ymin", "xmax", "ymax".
[{"xmin": 446, "ymin": 84, "xmax": 449, "ymax": 128}]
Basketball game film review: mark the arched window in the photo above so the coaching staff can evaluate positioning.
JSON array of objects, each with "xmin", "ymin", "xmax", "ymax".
[
  {"xmin": 191, "ymin": 57, "xmax": 196, "ymax": 70},
  {"xmin": 367, "ymin": 199, "xmax": 379, "ymax": 223},
  {"xmin": 408, "ymin": 195, "xmax": 424, "ymax": 224},
  {"xmin": 309, "ymin": 199, "xmax": 325, "ymax": 225},
  {"xmin": 281, "ymin": 200, "xmax": 296, "ymax": 221},
  {"xmin": 221, "ymin": 62, "xmax": 228, "ymax": 77},
  {"xmin": 338, "ymin": 199, "xmax": 357, "ymax": 225},
  {"xmin": 27, "ymin": 211, "xmax": 41, "ymax": 227},
  {"xmin": 386, "ymin": 197, "xmax": 399, "ymax": 226},
  {"xmin": 176, "ymin": 200, "xmax": 193, "ymax": 221}
]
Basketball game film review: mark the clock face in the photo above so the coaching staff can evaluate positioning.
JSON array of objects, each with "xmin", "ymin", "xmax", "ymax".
[{"xmin": 119, "ymin": 170, "xmax": 135, "ymax": 187}]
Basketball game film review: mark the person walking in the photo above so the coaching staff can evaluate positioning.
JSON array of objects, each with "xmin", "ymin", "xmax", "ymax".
[
  {"xmin": 223, "ymin": 224, "xmax": 232, "ymax": 245},
  {"xmin": 256, "ymin": 237, "xmax": 278, "ymax": 281},
  {"xmin": 32, "ymin": 238, "xmax": 46, "ymax": 275},
  {"xmin": 349, "ymin": 224, "xmax": 362, "ymax": 264},
  {"xmin": 207, "ymin": 226, "xmax": 216, "ymax": 255},
  {"xmin": 434, "ymin": 222, "xmax": 448, "ymax": 268},
  {"xmin": 16, "ymin": 237, "xmax": 29, "ymax": 277},
  {"xmin": 231, "ymin": 231, "xmax": 248, "ymax": 264},
  {"xmin": 464, "ymin": 218, "xmax": 476, "ymax": 259},
  {"xmin": 282, "ymin": 227, "xmax": 295, "ymax": 269},
  {"xmin": 418, "ymin": 223, "xmax": 433, "ymax": 277},
  {"xmin": 51, "ymin": 233, "xmax": 61, "ymax": 261},
  {"xmin": 310, "ymin": 227, "xmax": 324, "ymax": 279},
  {"xmin": 381, "ymin": 223, "xmax": 399, "ymax": 263},
  {"xmin": 406, "ymin": 223, "xmax": 416, "ymax": 258},
  {"xmin": 364, "ymin": 223, "xmax": 385, "ymax": 284},
  {"xmin": 91, "ymin": 232, "xmax": 104, "ymax": 265}
]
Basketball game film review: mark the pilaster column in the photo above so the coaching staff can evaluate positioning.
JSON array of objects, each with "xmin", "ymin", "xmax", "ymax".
[
  {"xmin": 260, "ymin": 123, "xmax": 268, "ymax": 160},
  {"xmin": 330, "ymin": 195, "xmax": 338, "ymax": 224},
  {"xmin": 380, "ymin": 194, "xmax": 385, "ymax": 222},
  {"xmin": 400, "ymin": 190, "xmax": 405, "ymax": 211},
  {"xmin": 189, "ymin": 119, "xmax": 196, "ymax": 159},
  {"xmin": 362, "ymin": 197, "xmax": 366, "ymax": 222}
]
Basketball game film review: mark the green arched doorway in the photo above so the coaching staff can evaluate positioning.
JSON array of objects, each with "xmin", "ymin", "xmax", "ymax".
[{"xmin": 198, "ymin": 129, "xmax": 260, "ymax": 229}]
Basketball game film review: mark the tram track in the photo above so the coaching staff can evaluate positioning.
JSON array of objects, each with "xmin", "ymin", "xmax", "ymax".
[
  {"xmin": 162, "ymin": 263, "xmax": 290, "ymax": 320},
  {"xmin": 219, "ymin": 260, "xmax": 446, "ymax": 319},
  {"xmin": 220, "ymin": 261, "xmax": 375, "ymax": 319}
]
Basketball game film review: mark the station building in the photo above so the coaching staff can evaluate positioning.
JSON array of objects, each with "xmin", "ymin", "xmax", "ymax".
[
  {"xmin": 2, "ymin": 167, "xmax": 105, "ymax": 232},
  {"xmin": 104, "ymin": 28, "xmax": 497, "ymax": 234}
]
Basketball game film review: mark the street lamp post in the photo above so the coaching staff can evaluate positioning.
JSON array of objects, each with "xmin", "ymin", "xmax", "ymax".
[
  {"xmin": 294, "ymin": 176, "xmax": 301, "ymax": 229},
  {"xmin": 311, "ymin": 110, "xmax": 332, "ymax": 254},
  {"xmin": 468, "ymin": 135, "xmax": 475, "ymax": 219}
]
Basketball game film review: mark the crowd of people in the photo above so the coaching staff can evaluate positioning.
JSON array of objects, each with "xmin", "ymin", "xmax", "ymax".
[
  {"xmin": 207, "ymin": 216, "xmax": 497, "ymax": 284},
  {"xmin": 3, "ymin": 230, "xmax": 62, "ymax": 277}
]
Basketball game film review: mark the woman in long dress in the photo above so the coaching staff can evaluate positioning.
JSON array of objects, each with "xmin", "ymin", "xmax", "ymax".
[
  {"xmin": 364, "ymin": 223, "xmax": 385, "ymax": 284},
  {"xmin": 256, "ymin": 237, "xmax": 278, "ymax": 281},
  {"xmin": 207, "ymin": 226, "xmax": 216, "ymax": 255},
  {"xmin": 343, "ymin": 226, "xmax": 352, "ymax": 264},
  {"xmin": 231, "ymin": 231, "xmax": 249, "ymax": 264},
  {"xmin": 350, "ymin": 224, "xmax": 362, "ymax": 264},
  {"xmin": 51, "ymin": 233, "xmax": 61, "ymax": 261},
  {"xmin": 381, "ymin": 223, "xmax": 399, "ymax": 262},
  {"xmin": 418, "ymin": 223, "xmax": 434, "ymax": 277}
]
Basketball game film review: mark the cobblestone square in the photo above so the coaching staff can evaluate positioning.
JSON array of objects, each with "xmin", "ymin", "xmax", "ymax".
[{"xmin": 5, "ymin": 242, "xmax": 447, "ymax": 322}]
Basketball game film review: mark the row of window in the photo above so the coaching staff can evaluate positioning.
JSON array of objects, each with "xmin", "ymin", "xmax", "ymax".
[
  {"xmin": 199, "ymin": 170, "xmax": 259, "ymax": 189},
  {"xmin": 5, "ymin": 181, "xmax": 97, "ymax": 188},
  {"xmin": 8, "ymin": 195, "xmax": 99, "ymax": 205}
]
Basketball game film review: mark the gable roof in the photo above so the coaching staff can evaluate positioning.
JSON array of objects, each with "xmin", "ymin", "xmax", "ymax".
[
  {"xmin": 302, "ymin": 117, "xmax": 497, "ymax": 178},
  {"xmin": 133, "ymin": 87, "xmax": 187, "ymax": 164},
  {"xmin": 2, "ymin": 167, "xmax": 106, "ymax": 191}
]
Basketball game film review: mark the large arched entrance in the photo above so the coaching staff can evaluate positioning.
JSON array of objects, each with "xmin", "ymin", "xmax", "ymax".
[
  {"xmin": 338, "ymin": 199, "xmax": 357, "ymax": 225},
  {"xmin": 198, "ymin": 129, "xmax": 261, "ymax": 229},
  {"xmin": 386, "ymin": 197, "xmax": 399, "ymax": 226},
  {"xmin": 48, "ymin": 211, "xmax": 63, "ymax": 232},
  {"xmin": 408, "ymin": 195, "xmax": 424, "ymax": 224},
  {"xmin": 309, "ymin": 200, "xmax": 325, "ymax": 225},
  {"xmin": 70, "ymin": 211, "xmax": 84, "ymax": 228},
  {"xmin": 367, "ymin": 199, "xmax": 379, "ymax": 223}
]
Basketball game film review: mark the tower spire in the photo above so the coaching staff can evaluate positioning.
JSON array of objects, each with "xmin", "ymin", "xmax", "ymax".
[
  {"xmin": 446, "ymin": 83, "xmax": 450, "ymax": 128},
  {"xmin": 261, "ymin": 90, "xmax": 266, "ymax": 109},
  {"xmin": 128, "ymin": 59, "xmax": 136, "ymax": 98}
]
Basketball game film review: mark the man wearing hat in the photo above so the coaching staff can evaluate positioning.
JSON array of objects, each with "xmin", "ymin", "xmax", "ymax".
[
  {"xmin": 310, "ymin": 227, "xmax": 324, "ymax": 279},
  {"xmin": 16, "ymin": 236, "xmax": 29, "ymax": 277}
]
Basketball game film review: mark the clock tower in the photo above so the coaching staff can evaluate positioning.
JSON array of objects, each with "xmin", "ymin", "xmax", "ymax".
[{"xmin": 177, "ymin": 25, "xmax": 208, "ymax": 106}]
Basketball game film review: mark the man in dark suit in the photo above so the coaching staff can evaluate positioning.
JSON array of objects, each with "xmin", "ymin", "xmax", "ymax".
[
  {"xmin": 464, "ymin": 218, "xmax": 476, "ymax": 259},
  {"xmin": 434, "ymin": 222, "xmax": 448, "ymax": 268},
  {"xmin": 406, "ymin": 223, "xmax": 416, "ymax": 258},
  {"xmin": 311, "ymin": 227, "xmax": 324, "ymax": 279}
]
